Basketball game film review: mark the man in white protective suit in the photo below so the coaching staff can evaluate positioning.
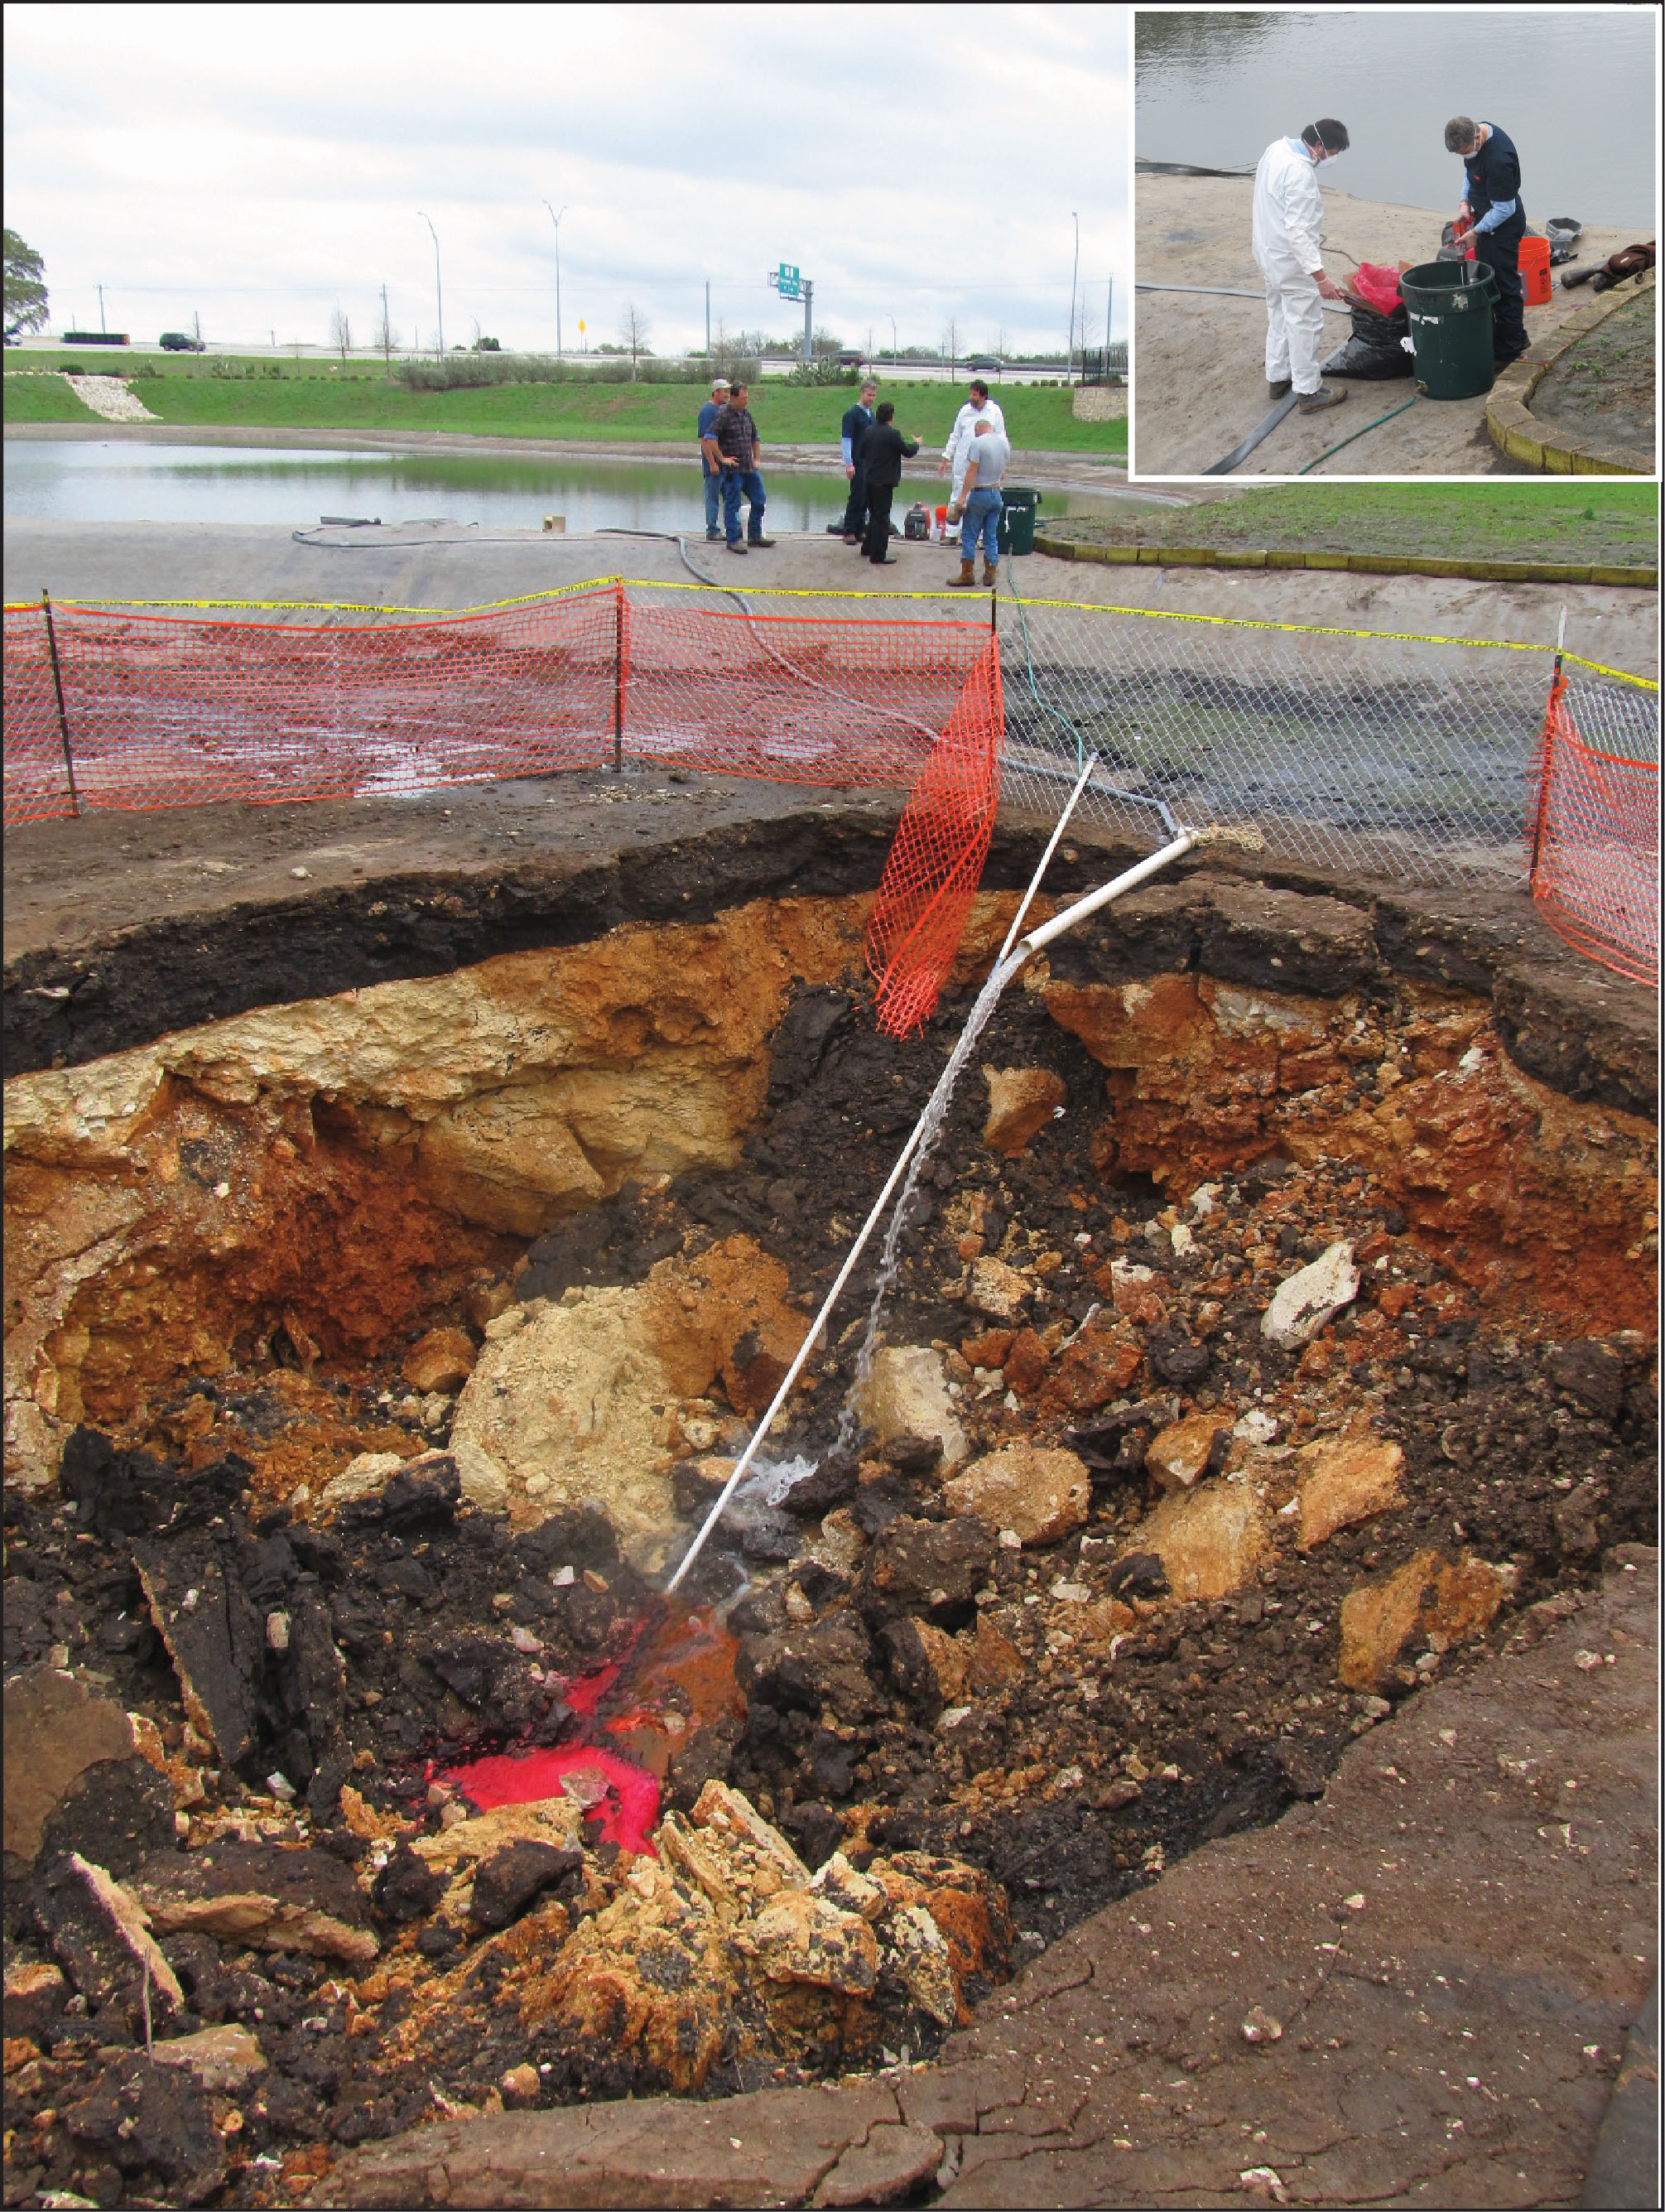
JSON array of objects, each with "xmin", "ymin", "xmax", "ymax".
[{"xmin": 1252, "ymin": 118, "xmax": 1351, "ymax": 414}]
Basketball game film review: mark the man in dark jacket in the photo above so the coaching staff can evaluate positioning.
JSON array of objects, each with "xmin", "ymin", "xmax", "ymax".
[
  {"xmin": 857, "ymin": 402, "xmax": 919, "ymax": 565},
  {"xmin": 1446, "ymin": 116, "xmax": 1528, "ymax": 365},
  {"xmin": 835, "ymin": 380, "xmax": 878, "ymax": 543}
]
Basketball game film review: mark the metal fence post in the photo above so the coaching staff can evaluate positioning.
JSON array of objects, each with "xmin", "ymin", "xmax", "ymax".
[
  {"xmin": 41, "ymin": 591, "xmax": 81, "ymax": 818},
  {"xmin": 613, "ymin": 581, "xmax": 625, "ymax": 773}
]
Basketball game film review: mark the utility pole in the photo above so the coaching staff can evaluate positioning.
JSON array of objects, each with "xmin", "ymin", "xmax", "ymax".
[
  {"xmin": 1068, "ymin": 211, "xmax": 1080, "ymax": 384},
  {"xmin": 889, "ymin": 314, "xmax": 897, "ymax": 359},
  {"xmin": 418, "ymin": 210, "xmax": 443, "ymax": 358},
  {"xmin": 381, "ymin": 283, "xmax": 392, "ymax": 373},
  {"xmin": 1105, "ymin": 273, "xmax": 1113, "ymax": 359},
  {"xmin": 98, "ymin": 284, "xmax": 106, "ymax": 335},
  {"xmin": 705, "ymin": 280, "xmax": 710, "ymax": 358},
  {"xmin": 194, "ymin": 310, "xmax": 201, "ymax": 346},
  {"xmin": 541, "ymin": 201, "xmax": 565, "ymax": 357},
  {"xmin": 802, "ymin": 278, "xmax": 813, "ymax": 367}
]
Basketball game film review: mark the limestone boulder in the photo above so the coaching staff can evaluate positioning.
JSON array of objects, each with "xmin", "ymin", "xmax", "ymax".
[
  {"xmin": 1129, "ymin": 1480, "xmax": 1268, "ymax": 1602},
  {"xmin": 980, "ymin": 1067, "xmax": 1067, "ymax": 1158},
  {"xmin": 855, "ymin": 1346, "xmax": 968, "ymax": 1470},
  {"xmin": 1297, "ymin": 1438, "xmax": 1405, "ymax": 1549},
  {"xmin": 941, "ymin": 1445, "xmax": 1090, "ymax": 1547},
  {"xmin": 449, "ymin": 1236, "xmax": 802, "ymax": 1535},
  {"xmin": 1146, "ymin": 1413, "xmax": 1231, "ymax": 1495},
  {"xmin": 752, "ymin": 1890, "xmax": 878, "ymax": 1995},
  {"xmin": 2, "ymin": 1669, "xmax": 137, "ymax": 1863},
  {"xmin": 1262, "ymin": 1241, "xmax": 1359, "ymax": 1351},
  {"xmin": 320, "ymin": 1450, "xmax": 409, "ymax": 1512},
  {"xmin": 1338, "ymin": 1549, "xmax": 1507, "ymax": 1691}
]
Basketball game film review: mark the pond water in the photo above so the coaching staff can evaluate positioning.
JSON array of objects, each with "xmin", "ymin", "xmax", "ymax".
[
  {"xmin": 1136, "ymin": 9, "xmax": 1658, "ymax": 228},
  {"xmin": 3, "ymin": 441, "xmax": 1145, "ymax": 533}
]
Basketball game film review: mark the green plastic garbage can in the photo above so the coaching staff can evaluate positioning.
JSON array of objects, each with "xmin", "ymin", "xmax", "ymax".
[
  {"xmin": 1399, "ymin": 260, "xmax": 1500, "ymax": 400},
  {"xmin": 997, "ymin": 486, "xmax": 1041, "ymax": 557}
]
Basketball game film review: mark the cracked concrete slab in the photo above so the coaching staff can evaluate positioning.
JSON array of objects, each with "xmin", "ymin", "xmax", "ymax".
[{"xmin": 320, "ymin": 1548, "xmax": 1655, "ymax": 2209}]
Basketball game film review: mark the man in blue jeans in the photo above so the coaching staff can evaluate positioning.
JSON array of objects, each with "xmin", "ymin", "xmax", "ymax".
[
  {"xmin": 701, "ymin": 381, "xmax": 775, "ymax": 556},
  {"xmin": 697, "ymin": 376, "xmax": 729, "ymax": 540},
  {"xmin": 946, "ymin": 416, "xmax": 1009, "ymax": 588}
]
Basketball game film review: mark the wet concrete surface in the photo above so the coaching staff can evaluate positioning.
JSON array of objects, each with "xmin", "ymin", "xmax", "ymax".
[
  {"xmin": 318, "ymin": 1548, "xmax": 1657, "ymax": 2207},
  {"xmin": 1132, "ymin": 175, "xmax": 1644, "ymax": 476}
]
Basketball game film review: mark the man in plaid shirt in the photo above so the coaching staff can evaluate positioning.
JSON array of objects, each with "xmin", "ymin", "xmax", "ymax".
[{"xmin": 701, "ymin": 382, "xmax": 776, "ymax": 556}]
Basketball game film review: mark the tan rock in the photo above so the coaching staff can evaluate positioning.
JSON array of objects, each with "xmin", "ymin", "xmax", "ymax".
[
  {"xmin": 1146, "ymin": 1413, "xmax": 1230, "ymax": 1495},
  {"xmin": 909, "ymin": 1620, "xmax": 968, "ymax": 1704},
  {"xmin": 855, "ymin": 1347, "xmax": 968, "ymax": 1470},
  {"xmin": 150, "ymin": 2022, "xmax": 267, "ymax": 2093},
  {"xmin": 400, "ymin": 1326, "xmax": 477, "ymax": 1395},
  {"xmin": 752, "ymin": 1890, "xmax": 878, "ymax": 1996},
  {"xmin": 449, "ymin": 1236, "xmax": 802, "ymax": 1534},
  {"xmin": 965, "ymin": 1255, "xmax": 1033, "ymax": 1323},
  {"xmin": 1297, "ymin": 1438, "xmax": 1405, "ymax": 1550},
  {"xmin": 2, "ymin": 1669, "xmax": 137, "ymax": 1862},
  {"xmin": 689, "ymin": 1782, "xmax": 810, "ymax": 1884},
  {"xmin": 1131, "ymin": 1480, "xmax": 1268, "ymax": 1601},
  {"xmin": 1338, "ymin": 1549, "xmax": 1507, "ymax": 1692},
  {"xmin": 981, "ymin": 1067, "xmax": 1067, "ymax": 1158},
  {"xmin": 882, "ymin": 1901, "xmax": 957, "ymax": 2025},
  {"xmin": 962, "ymin": 1615, "xmax": 1024, "ymax": 1691},
  {"xmin": 320, "ymin": 1450, "xmax": 409, "ymax": 1511},
  {"xmin": 941, "ymin": 1445, "xmax": 1090, "ymax": 1547}
]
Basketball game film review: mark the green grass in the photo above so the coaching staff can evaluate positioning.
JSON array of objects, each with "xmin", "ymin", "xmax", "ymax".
[
  {"xmin": 1, "ymin": 371, "xmax": 101, "ymax": 421},
  {"xmin": 3, "ymin": 354, "xmax": 1127, "ymax": 455},
  {"xmin": 1047, "ymin": 482, "xmax": 1659, "ymax": 566}
]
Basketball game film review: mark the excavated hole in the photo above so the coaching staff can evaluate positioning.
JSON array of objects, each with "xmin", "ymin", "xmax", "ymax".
[{"xmin": 3, "ymin": 855, "xmax": 1657, "ymax": 2196}]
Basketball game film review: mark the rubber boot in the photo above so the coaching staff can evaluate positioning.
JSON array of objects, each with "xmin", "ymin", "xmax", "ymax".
[
  {"xmin": 980, "ymin": 559, "xmax": 999, "ymax": 588},
  {"xmin": 949, "ymin": 558, "xmax": 977, "ymax": 587}
]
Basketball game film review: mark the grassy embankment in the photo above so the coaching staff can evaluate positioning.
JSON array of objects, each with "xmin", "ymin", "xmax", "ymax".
[
  {"xmin": 1046, "ymin": 482, "xmax": 1659, "ymax": 568},
  {"xmin": 2, "ymin": 357, "xmax": 1128, "ymax": 455}
]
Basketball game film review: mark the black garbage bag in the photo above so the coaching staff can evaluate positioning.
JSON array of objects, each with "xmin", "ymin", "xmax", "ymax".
[{"xmin": 1321, "ymin": 296, "xmax": 1414, "ymax": 380}]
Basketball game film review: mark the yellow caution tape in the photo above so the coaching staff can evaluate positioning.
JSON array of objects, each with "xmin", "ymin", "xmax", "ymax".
[{"xmin": 5, "ymin": 579, "xmax": 1656, "ymax": 689}]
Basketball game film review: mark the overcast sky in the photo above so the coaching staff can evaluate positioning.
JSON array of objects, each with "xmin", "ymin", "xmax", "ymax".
[{"xmin": 4, "ymin": 2, "xmax": 1130, "ymax": 356}]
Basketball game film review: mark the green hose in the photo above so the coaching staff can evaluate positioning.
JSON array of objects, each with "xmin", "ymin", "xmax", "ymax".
[{"xmin": 1297, "ymin": 392, "xmax": 1418, "ymax": 474}]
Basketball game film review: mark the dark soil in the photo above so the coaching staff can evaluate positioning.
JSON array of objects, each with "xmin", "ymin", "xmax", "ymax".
[
  {"xmin": 1532, "ymin": 292, "xmax": 1657, "ymax": 456},
  {"xmin": 4, "ymin": 959, "xmax": 1656, "ymax": 2205}
]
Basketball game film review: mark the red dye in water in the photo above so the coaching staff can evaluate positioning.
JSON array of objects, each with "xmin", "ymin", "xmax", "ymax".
[{"xmin": 440, "ymin": 1742, "xmax": 660, "ymax": 1856}]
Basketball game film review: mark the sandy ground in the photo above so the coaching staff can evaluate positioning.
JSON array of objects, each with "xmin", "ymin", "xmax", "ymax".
[{"xmin": 1133, "ymin": 174, "xmax": 1647, "ymax": 476}]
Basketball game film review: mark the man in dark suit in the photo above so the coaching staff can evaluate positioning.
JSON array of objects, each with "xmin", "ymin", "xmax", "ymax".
[
  {"xmin": 858, "ymin": 402, "xmax": 919, "ymax": 566},
  {"xmin": 836, "ymin": 380, "xmax": 878, "ymax": 544}
]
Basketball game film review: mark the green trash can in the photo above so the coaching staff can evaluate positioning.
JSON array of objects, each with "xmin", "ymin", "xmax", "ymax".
[
  {"xmin": 1399, "ymin": 260, "xmax": 1499, "ymax": 400},
  {"xmin": 997, "ymin": 485, "xmax": 1041, "ymax": 557}
]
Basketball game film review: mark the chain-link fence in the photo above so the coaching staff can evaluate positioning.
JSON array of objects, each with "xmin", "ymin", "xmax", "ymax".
[{"xmin": 4, "ymin": 576, "xmax": 1656, "ymax": 989}]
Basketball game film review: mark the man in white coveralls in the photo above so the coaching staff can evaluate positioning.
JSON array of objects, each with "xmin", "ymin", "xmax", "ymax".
[
  {"xmin": 1252, "ymin": 119, "xmax": 1351, "ymax": 414},
  {"xmin": 937, "ymin": 378, "xmax": 1006, "ymax": 538}
]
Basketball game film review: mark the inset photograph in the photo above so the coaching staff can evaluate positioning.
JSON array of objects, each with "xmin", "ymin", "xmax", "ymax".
[{"xmin": 1132, "ymin": 7, "xmax": 1658, "ymax": 476}]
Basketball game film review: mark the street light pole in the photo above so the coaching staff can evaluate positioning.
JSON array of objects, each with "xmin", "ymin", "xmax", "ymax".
[
  {"xmin": 1068, "ymin": 211, "xmax": 1080, "ymax": 385},
  {"xmin": 888, "ymin": 313, "xmax": 897, "ymax": 360},
  {"xmin": 418, "ymin": 211, "xmax": 443, "ymax": 359},
  {"xmin": 541, "ymin": 201, "xmax": 566, "ymax": 358}
]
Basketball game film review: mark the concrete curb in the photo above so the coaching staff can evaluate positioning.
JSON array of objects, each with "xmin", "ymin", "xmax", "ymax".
[
  {"xmin": 1032, "ymin": 533, "xmax": 1658, "ymax": 590},
  {"xmin": 1486, "ymin": 271, "xmax": 1656, "ymax": 476}
]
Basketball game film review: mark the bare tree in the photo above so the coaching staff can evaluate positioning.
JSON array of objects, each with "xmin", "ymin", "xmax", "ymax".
[
  {"xmin": 328, "ymin": 306, "xmax": 352, "ymax": 363},
  {"xmin": 618, "ymin": 300, "xmax": 650, "ymax": 381},
  {"xmin": 941, "ymin": 316, "xmax": 962, "ymax": 376}
]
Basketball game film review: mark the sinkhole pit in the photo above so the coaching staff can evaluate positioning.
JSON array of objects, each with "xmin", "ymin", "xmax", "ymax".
[{"xmin": 2, "ymin": 802, "xmax": 1657, "ymax": 2170}]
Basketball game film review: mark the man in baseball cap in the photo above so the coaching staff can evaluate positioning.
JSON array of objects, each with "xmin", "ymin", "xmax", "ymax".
[{"xmin": 699, "ymin": 377, "xmax": 730, "ymax": 541}]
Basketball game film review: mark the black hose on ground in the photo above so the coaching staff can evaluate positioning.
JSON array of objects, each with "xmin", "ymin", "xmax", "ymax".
[{"xmin": 1201, "ymin": 390, "xmax": 1301, "ymax": 475}]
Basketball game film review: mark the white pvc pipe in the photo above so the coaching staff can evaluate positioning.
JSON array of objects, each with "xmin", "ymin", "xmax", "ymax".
[{"xmin": 663, "ymin": 796, "xmax": 1194, "ymax": 1598}]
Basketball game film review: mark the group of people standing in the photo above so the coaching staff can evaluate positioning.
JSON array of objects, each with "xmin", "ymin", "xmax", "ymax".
[
  {"xmin": 695, "ymin": 373, "xmax": 1011, "ymax": 585},
  {"xmin": 1252, "ymin": 112, "xmax": 1531, "ymax": 412}
]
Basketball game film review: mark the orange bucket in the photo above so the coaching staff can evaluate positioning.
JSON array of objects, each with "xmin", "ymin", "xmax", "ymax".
[{"xmin": 1518, "ymin": 234, "xmax": 1552, "ymax": 306}]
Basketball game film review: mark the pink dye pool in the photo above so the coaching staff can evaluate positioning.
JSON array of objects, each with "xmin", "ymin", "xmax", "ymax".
[{"xmin": 439, "ymin": 1742, "xmax": 660, "ymax": 1856}]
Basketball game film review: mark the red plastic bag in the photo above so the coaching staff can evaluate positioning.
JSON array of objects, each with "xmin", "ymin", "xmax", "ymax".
[{"xmin": 1352, "ymin": 262, "xmax": 1403, "ymax": 316}]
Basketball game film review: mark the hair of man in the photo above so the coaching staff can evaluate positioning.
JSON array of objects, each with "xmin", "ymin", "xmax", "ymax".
[
  {"xmin": 1302, "ymin": 118, "xmax": 1350, "ymax": 152},
  {"xmin": 1443, "ymin": 115, "xmax": 1479, "ymax": 153},
  {"xmin": 875, "ymin": 400, "xmax": 896, "ymax": 423},
  {"xmin": 969, "ymin": 378, "xmax": 989, "ymax": 398}
]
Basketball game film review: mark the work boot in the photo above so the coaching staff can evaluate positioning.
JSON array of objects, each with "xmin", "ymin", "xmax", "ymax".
[
  {"xmin": 748, "ymin": 535, "xmax": 776, "ymax": 549},
  {"xmin": 979, "ymin": 560, "xmax": 999, "ymax": 588},
  {"xmin": 1268, "ymin": 378, "xmax": 1292, "ymax": 400},
  {"xmin": 1296, "ymin": 384, "xmax": 1349, "ymax": 415},
  {"xmin": 949, "ymin": 559, "xmax": 977, "ymax": 587}
]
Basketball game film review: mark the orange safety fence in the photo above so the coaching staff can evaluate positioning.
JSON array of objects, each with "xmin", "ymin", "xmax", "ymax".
[
  {"xmin": 1527, "ymin": 669, "xmax": 1660, "ymax": 989},
  {"xmin": 2, "ymin": 582, "xmax": 1002, "ymax": 1029}
]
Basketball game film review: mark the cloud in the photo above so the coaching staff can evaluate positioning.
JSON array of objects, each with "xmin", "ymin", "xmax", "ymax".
[{"xmin": 3, "ymin": 2, "xmax": 1129, "ymax": 351}]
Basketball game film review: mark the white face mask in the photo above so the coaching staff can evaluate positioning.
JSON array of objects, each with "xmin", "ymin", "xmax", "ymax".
[{"xmin": 1313, "ymin": 147, "xmax": 1341, "ymax": 170}]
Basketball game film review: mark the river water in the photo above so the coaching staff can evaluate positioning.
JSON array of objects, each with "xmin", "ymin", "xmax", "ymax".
[
  {"xmin": 2, "ymin": 441, "xmax": 1140, "ymax": 533},
  {"xmin": 1136, "ymin": 9, "xmax": 1658, "ymax": 228}
]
